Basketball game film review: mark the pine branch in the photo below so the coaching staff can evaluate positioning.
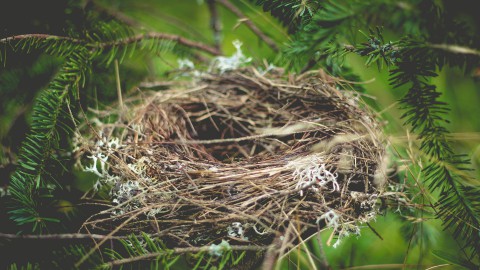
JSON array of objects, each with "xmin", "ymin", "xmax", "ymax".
[
  {"xmin": 104, "ymin": 245, "xmax": 265, "ymax": 268},
  {"xmin": 0, "ymin": 32, "xmax": 221, "ymax": 58},
  {"xmin": 7, "ymin": 48, "xmax": 90, "ymax": 232},
  {"xmin": 353, "ymin": 31, "xmax": 480, "ymax": 257},
  {"xmin": 281, "ymin": 0, "xmax": 480, "ymax": 260},
  {"xmin": 96, "ymin": 32, "xmax": 221, "ymax": 55},
  {"xmin": 251, "ymin": 0, "xmax": 318, "ymax": 33},
  {"xmin": 1, "ymin": 19, "xmax": 224, "ymax": 234},
  {"xmin": 372, "ymin": 34, "xmax": 480, "ymax": 257},
  {"xmin": 100, "ymin": 233, "xmax": 264, "ymax": 269}
]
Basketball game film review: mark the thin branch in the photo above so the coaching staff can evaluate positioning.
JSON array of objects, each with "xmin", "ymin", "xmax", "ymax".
[
  {"xmin": 366, "ymin": 222, "xmax": 384, "ymax": 240},
  {"xmin": 0, "ymin": 34, "xmax": 83, "ymax": 44},
  {"xmin": 0, "ymin": 33, "xmax": 221, "ymax": 56},
  {"xmin": 0, "ymin": 233, "xmax": 125, "ymax": 240},
  {"xmin": 103, "ymin": 245, "xmax": 269, "ymax": 268},
  {"xmin": 428, "ymin": 43, "xmax": 480, "ymax": 56},
  {"xmin": 207, "ymin": 0, "xmax": 223, "ymax": 52},
  {"xmin": 97, "ymin": 32, "xmax": 221, "ymax": 55},
  {"xmin": 216, "ymin": 0, "xmax": 279, "ymax": 52}
]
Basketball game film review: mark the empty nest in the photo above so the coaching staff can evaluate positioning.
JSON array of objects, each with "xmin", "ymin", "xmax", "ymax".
[{"xmin": 77, "ymin": 67, "xmax": 388, "ymax": 250}]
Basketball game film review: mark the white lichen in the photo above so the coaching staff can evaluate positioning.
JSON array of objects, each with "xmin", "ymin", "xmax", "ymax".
[
  {"xmin": 81, "ymin": 136, "xmax": 124, "ymax": 191},
  {"xmin": 177, "ymin": 58, "xmax": 203, "ymax": 78},
  {"xmin": 317, "ymin": 209, "xmax": 358, "ymax": 248},
  {"xmin": 227, "ymin": 222, "xmax": 248, "ymax": 240},
  {"xmin": 317, "ymin": 209, "xmax": 340, "ymax": 228},
  {"xmin": 111, "ymin": 180, "xmax": 143, "ymax": 216},
  {"xmin": 252, "ymin": 224, "xmax": 269, "ymax": 235},
  {"xmin": 257, "ymin": 63, "xmax": 277, "ymax": 75},
  {"xmin": 178, "ymin": 58, "xmax": 195, "ymax": 70},
  {"xmin": 208, "ymin": 240, "xmax": 231, "ymax": 257},
  {"xmin": 147, "ymin": 206, "xmax": 170, "ymax": 218},
  {"xmin": 316, "ymin": 203, "xmax": 379, "ymax": 248},
  {"xmin": 289, "ymin": 155, "xmax": 339, "ymax": 196},
  {"xmin": 127, "ymin": 157, "xmax": 150, "ymax": 176},
  {"xmin": 84, "ymin": 152, "xmax": 108, "ymax": 178},
  {"xmin": 0, "ymin": 187, "xmax": 9, "ymax": 197},
  {"xmin": 210, "ymin": 40, "xmax": 251, "ymax": 73},
  {"xmin": 107, "ymin": 137, "xmax": 121, "ymax": 149},
  {"xmin": 112, "ymin": 180, "xmax": 141, "ymax": 203}
]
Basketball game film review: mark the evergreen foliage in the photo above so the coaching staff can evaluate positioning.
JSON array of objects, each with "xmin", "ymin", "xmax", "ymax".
[
  {"xmin": 0, "ymin": 0, "xmax": 479, "ymax": 268},
  {"xmin": 8, "ymin": 50, "xmax": 89, "ymax": 232},
  {"xmin": 1, "ymin": 17, "xmax": 217, "ymax": 232},
  {"xmin": 98, "ymin": 233, "xmax": 248, "ymax": 270},
  {"xmin": 273, "ymin": 0, "xmax": 480, "ymax": 261}
]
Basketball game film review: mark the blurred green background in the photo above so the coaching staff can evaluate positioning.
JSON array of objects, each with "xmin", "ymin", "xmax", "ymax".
[{"xmin": 1, "ymin": 0, "xmax": 479, "ymax": 269}]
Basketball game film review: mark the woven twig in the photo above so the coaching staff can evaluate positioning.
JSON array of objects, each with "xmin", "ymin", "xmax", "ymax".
[{"xmin": 76, "ymin": 67, "xmax": 389, "ymax": 252}]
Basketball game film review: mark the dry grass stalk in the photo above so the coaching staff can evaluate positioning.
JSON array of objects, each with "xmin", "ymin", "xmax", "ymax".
[{"xmin": 76, "ymin": 67, "xmax": 389, "ymax": 255}]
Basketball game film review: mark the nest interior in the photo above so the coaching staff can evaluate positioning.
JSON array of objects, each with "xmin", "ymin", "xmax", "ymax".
[{"xmin": 79, "ymin": 68, "xmax": 387, "ymax": 250}]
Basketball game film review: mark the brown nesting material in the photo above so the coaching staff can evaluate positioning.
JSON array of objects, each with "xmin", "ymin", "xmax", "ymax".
[{"xmin": 77, "ymin": 67, "xmax": 388, "ymax": 251}]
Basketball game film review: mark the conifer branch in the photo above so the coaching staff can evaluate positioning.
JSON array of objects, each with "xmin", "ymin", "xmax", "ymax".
[
  {"xmin": 0, "ymin": 32, "xmax": 221, "ymax": 56},
  {"xmin": 0, "ymin": 34, "xmax": 84, "ymax": 44},
  {"xmin": 96, "ymin": 32, "xmax": 221, "ymax": 55},
  {"xmin": 104, "ymin": 245, "xmax": 267, "ymax": 268},
  {"xmin": 8, "ymin": 49, "xmax": 90, "ymax": 232}
]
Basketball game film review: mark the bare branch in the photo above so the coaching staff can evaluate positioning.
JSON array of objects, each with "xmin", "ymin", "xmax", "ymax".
[
  {"xmin": 216, "ymin": 0, "xmax": 279, "ymax": 52},
  {"xmin": 207, "ymin": 0, "xmax": 223, "ymax": 52},
  {"xmin": 428, "ymin": 43, "xmax": 480, "ymax": 56}
]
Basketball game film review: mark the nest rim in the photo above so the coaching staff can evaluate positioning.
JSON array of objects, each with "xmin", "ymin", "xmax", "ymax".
[{"xmin": 77, "ymin": 67, "xmax": 389, "ymax": 251}]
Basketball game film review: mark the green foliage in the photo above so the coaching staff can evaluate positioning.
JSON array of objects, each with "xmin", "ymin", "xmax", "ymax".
[
  {"xmin": 7, "ymin": 49, "xmax": 89, "ymax": 232},
  {"xmin": 433, "ymin": 249, "xmax": 478, "ymax": 269},
  {"xmin": 100, "ymin": 234, "xmax": 181, "ymax": 270},
  {"xmin": 0, "ymin": 0, "xmax": 479, "ymax": 268},
  {"xmin": 1, "ymin": 17, "xmax": 206, "ymax": 232},
  {"xmin": 98, "ymin": 234, "xmax": 246, "ymax": 270},
  {"xmin": 276, "ymin": 0, "xmax": 480, "ymax": 264},
  {"xmin": 252, "ymin": 0, "xmax": 319, "ymax": 32},
  {"xmin": 391, "ymin": 42, "xmax": 480, "ymax": 255},
  {"xmin": 7, "ymin": 262, "xmax": 40, "ymax": 270}
]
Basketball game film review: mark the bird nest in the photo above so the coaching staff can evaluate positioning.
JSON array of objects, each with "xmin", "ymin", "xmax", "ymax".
[{"xmin": 76, "ymin": 67, "xmax": 388, "ymax": 251}]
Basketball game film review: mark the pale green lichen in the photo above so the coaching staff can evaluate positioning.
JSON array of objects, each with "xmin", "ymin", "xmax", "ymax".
[
  {"xmin": 208, "ymin": 240, "xmax": 231, "ymax": 257},
  {"xmin": 209, "ymin": 40, "xmax": 251, "ymax": 73}
]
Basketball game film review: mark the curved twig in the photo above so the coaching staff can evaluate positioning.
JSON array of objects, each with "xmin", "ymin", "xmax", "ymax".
[
  {"xmin": 98, "ymin": 32, "xmax": 221, "ymax": 55},
  {"xmin": 216, "ymin": 0, "xmax": 279, "ymax": 52}
]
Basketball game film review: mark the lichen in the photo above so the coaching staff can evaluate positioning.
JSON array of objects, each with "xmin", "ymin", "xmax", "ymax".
[{"xmin": 289, "ymin": 155, "xmax": 339, "ymax": 196}]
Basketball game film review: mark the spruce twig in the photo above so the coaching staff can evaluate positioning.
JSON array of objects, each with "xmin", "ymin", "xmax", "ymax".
[{"xmin": 0, "ymin": 33, "xmax": 221, "ymax": 56}]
